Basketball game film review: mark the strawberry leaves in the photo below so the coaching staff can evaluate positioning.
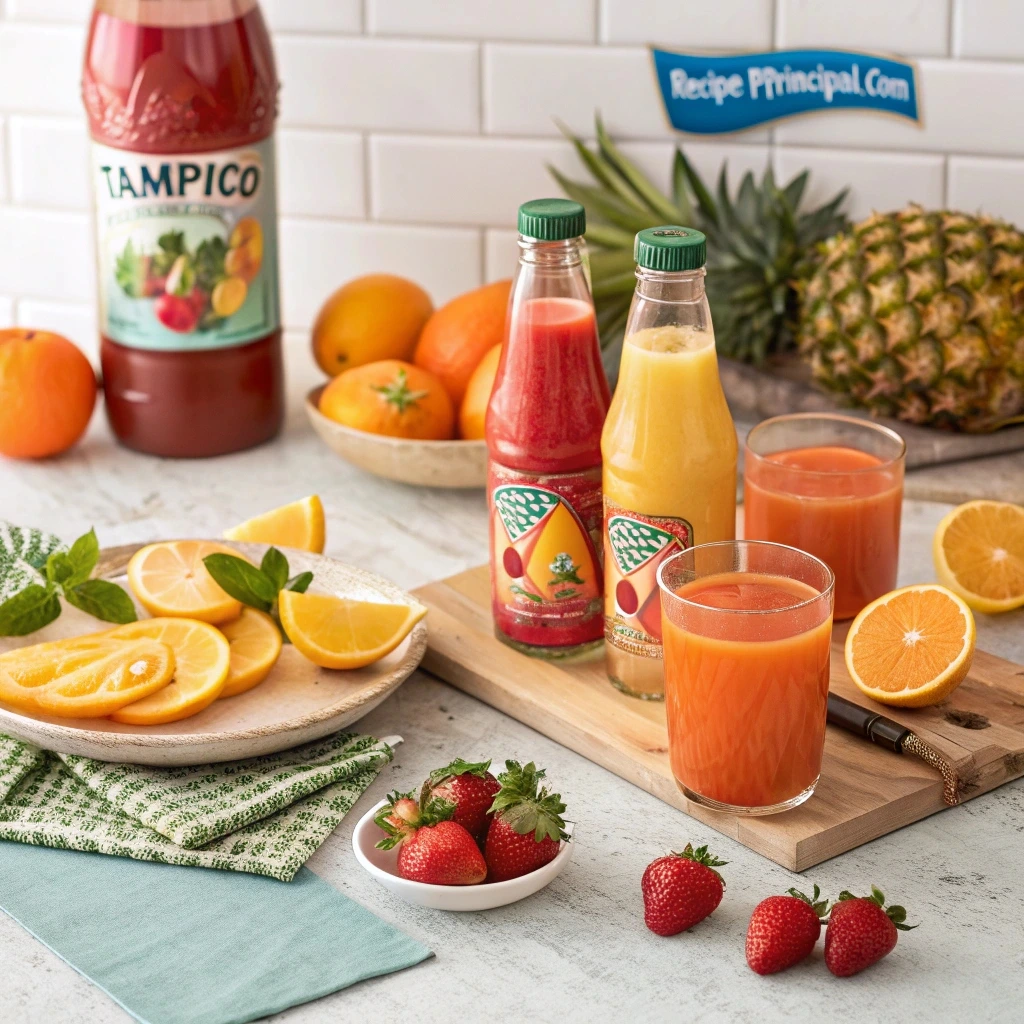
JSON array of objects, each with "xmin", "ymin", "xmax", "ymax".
[
  {"xmin": 0, "ymin": 528, "xmax": 137, "ymax": 636},
  {"xmin": 837, "ymin": 886, "xmax": 916, "ymax": 931},
  {"xmin": 202, "ymin": 547, "xmax": 315, "ymax": 639},
  {"xmin": 488, "ymin": 760, "xmax": 569, "ymax": 843},
  {"xmin": 788, "ymin": 883, "xmax": 830, "ymax": 922},
  {"xmin": 427, "ymin": 758, "xmax": 492, "ymax": 786}
]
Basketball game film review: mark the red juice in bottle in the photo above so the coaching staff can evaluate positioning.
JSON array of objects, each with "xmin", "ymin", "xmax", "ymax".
[
  {"xmin": 83, "ymin": 0, "xmax": 283, "ymax": 457},
  {"xmin": 486, "ymin": 199, "xmax": 610, "ymax": 659}
]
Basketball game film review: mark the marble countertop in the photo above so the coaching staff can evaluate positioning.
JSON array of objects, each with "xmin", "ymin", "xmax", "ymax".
[{"xmin": 1, "ymin": 352, "xmax": 1021, "ymax": 1024}]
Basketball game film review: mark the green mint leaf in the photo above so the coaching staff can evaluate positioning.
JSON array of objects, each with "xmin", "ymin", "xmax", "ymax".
[
  {"xmin": 45, "ymin": 551, "xmax": 75, "ymax": 588},
  {"xmin": 260, "ymin": 547, "xmax": 289, "ymax": 593},
  {"xmin": 64, "ymin": 529, "xmax": 100, "ymax": 588},
  {"xmin": 65, "ymin": 580, "xmax": 138, "ymax": 624},
  {"xmin": 203, "ymin": 554, "xmax": 275, "ymax": 612},
  {"xmin": 285, "ymin": 571, "xmax": 313, "ymax": 594},
  {"xmin": 0, "ymin": 584, "xmax": 62, "ymax": 636}
]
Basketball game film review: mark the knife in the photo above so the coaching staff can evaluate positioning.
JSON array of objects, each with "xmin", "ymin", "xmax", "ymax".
[{"xmin": 826, "ymin": 693, "xmax": 960, "ymax": 805}]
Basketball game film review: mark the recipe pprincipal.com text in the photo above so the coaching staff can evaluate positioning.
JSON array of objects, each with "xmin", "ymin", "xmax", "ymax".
[{"xmin": 669, "ymin": 63, "xmax": 912, "ymax": 107}]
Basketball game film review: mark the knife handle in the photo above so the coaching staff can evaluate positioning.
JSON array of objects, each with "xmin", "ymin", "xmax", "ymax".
[{"xmin": 827, "ymin": 694, "xmax": 910, "ymax": 753}]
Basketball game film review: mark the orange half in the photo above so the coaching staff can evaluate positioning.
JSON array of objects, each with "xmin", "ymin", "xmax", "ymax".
[
  {"xmin": 933, "ymin": 500, "xmax": 1024, "ymax": 614},
  {"xmin": 845, "ymin": 584, "xmax": 976, "ymax": 707}
]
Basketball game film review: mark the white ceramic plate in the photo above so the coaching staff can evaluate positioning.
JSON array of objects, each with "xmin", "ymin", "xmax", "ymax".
[
  {"xmin": 305, "ymin": 385, "xmax": 487, "ymax": 489},
  {"xmin": 352, "ymin": 799, "xmax": 575, "ymax": 911},
  {"xmin": 0, "ymin": 542, "xmax": 427, "ymax": 766}
]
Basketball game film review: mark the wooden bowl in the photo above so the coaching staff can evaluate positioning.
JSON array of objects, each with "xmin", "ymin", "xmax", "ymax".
[{"xmin": 306, "ymin": 385, "xmax": 487, "ymax": 489}]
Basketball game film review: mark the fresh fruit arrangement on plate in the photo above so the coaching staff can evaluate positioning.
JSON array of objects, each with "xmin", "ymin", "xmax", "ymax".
[
  {"xmin": 374, "ymin": 758, "xmax": 568, "ymax": 885},
  {"xmin": 0, "ymin": 497, "xmax": 427, "ymax": 725}
]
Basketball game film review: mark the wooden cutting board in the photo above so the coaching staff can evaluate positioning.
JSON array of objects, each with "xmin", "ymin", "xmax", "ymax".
[{"xmin": 412, "ymin": 564, "xmax": 1024, "ymax": 871}]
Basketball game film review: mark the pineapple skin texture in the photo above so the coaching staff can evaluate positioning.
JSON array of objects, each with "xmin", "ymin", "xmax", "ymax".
[{"xmin": 798, "ymin": 204, "xmax": 1024, "ymax": 432}]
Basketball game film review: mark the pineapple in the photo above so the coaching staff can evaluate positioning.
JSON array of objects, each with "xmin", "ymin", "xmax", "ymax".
[
  {"xmin": 553, "ymin": 116, "xmax": 1024, "ymax": 432},
  {"xmin": 799, "ymin": 206, "xmax": 1024, "ymax": 431}
]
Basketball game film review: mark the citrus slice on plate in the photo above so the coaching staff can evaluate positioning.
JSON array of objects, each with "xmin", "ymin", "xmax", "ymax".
[
  {"xmin": 933, "ymin": 500, "xmax": 1024, "ymax": 614},
  {"xmin": 106, "ymin": 618, "xmax": 231, "ymax": 724},
  {"xmin": 128, "ymin": 540, "xmax": 244, "ymax": 624},
  {"xmin": 277, "ymin": 591, "xmax": 426, "ymax": 670},
  {"xmin": 845, "ymin": 584, "xmax": 976, "ymax": 707},
  {"xmin": 218, "ymin": 608, "xmax": 283, "ymax": 698},
  {"xmin": 0, "ymin": 638, "xmax": 175, "ymax": 718},
  {"xmin": 223, "ymin": 495, "xmax": 326, "ymax": 554}
]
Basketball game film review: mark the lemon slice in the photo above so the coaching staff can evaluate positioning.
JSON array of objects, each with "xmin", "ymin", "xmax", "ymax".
[
  {"xmin": 0, "ymin": 638, "xmax": 175, "ymax": 718},
  {"xmin": 107, "ymin": 618, "xmax": 230, "ymax": 724},
  {"xmin": 933, "ymin": 500, "xmax": 1024, "ymax": 614},
  {"xmin": 277, "ymin": 591, "xmax": 426, "ymax": 670},
  {"xmin": 128, "ymin": 540, "xmax": 244, "ymax": 624},
  {"xmin": 845, "ymin": 583, "xmax": 976, "ymax": 707},
  {"xmin": 223, "ymin": 496, "xmax": 326, "ymax": 554},
  {"xmin": 218, "ymin": 608, "xmax": 283, "ymax": 698}
]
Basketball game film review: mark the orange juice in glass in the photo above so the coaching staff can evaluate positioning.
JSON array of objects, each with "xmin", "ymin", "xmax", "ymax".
[
  {"xmin": 658, "ymin": 540, "xmax": 834, "ymax": 814},
  {"xmin": 744, "ymin": 414, "xmax": 905, "ymax": 620}
]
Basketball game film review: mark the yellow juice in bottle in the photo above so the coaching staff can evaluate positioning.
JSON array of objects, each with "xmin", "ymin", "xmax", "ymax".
[{"xmin": 601, "ymin": 227, "xmax": 737, "ymax": 699}]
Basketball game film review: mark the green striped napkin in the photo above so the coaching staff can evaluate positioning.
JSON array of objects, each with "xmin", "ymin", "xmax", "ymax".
[
  {"xmin": 0, "ymin": 731, "xmax": 394, "ymax": 881},
  {"xmin": 0, "ymin": 522, "xmax": 63, "ymax": 603}
]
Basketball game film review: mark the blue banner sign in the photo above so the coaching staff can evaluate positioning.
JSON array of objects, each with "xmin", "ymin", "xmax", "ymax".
[{"xmin": 651, "ymin": 48, "xmax": 919, "ymax": 134}]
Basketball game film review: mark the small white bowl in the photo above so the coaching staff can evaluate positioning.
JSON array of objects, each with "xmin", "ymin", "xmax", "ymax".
[{"xmin": 352, "ymin": 799, "xmax": 574, "ymax": 911}]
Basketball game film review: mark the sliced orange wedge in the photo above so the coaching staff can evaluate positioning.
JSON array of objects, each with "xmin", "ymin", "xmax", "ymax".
[
  {"xmin": 845, "ymin": 583, "xmax": 976, "ymax": 707},
  {"xmin": 277, "ymin": 591, "xmax": 426, "ymax": 670},
  {"xmin": 107, "ymin": 617, "xmax": 231, "ymax": 724},
  {"xmin": 933, "ymin": 500, "xmax": 1024, "ymax": 614},
  {"xmin": 223, "ymin": 495, "xmax": 326, "ymax": 554},
  {"xmin": 128, "ymin": 540, "xmax": 246, "ymax": 625},
  {"xmin": 0, "ymin": 638, "xmax": 175, "ymax": 718},
  {"xmin": 218, "ymin": 608, "xmax": 283, "ymax": 698}
]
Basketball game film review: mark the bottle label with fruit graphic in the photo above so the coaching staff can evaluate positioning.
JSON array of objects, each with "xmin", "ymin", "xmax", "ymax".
[
  {"xmin": 91, "ymin": 139, "xmax": 279, "ymax": 351},
  {"xmin": 604, "ymin": 498, "xmax": 692, "ymax": 656},
  {"xmin": 488, "ymin": 464, "xmax": 604, "ymax": 649}
]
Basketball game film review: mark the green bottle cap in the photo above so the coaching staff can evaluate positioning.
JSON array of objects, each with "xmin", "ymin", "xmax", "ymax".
[
  {"xmin": 634, "ymin": 225, "xmax": 707, "ymax": 272},
  {"xmin": 517, "ymin": 198, "xmax": 586, "ymax": 240}
]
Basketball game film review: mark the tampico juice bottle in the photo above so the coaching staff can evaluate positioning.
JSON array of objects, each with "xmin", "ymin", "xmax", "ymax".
[
  {"xmin": 486, "ymin": 199, "xmax": 610, "ymax": 659},
  {"xmin": 83, "ymin": 0, "xmax": 283, "ymax": 457},
  {"xmin": 601, "ymin": 227, "xmax": 737, "ymax": 698}
]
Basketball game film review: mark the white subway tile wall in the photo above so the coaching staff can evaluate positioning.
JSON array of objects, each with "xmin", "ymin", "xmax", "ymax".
[{"xmin": 0, "ymin": 0, "xmax": 1019, "ymax": 356}]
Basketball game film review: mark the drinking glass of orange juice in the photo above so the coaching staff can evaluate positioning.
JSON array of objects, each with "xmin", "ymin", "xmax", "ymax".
[
  {"xmin": 744, "ymin": 414, "xmax": 905, "ymax": 620},
  {"xmin": 659, "ymin": 540, "xmax": 834, "ymax": 815}
]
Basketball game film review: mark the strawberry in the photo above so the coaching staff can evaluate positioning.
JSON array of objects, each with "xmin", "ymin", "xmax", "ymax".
[
  {"xmin": 375, "ymin": 791, "xmax": 486, "ymax": 885},
  {"xmin": 824, "ymin": 886, "xmax": 916, "ymax": 977},
  {"xmin": 641, "ymin": 844, "xmax": 726, "ymax": 936},
  {"xmin": 484, "ymin": 760, "xmax": 568, "ymax": 882},
  {"xmin": 745, "ymin": 885, "xmax": 830, "ymax": 975},
  {"xmin": 421, "ymin": 758, "xmax": 500, "ymax": 846}
]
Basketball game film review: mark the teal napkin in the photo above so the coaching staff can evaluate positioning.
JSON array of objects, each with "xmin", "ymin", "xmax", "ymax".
[{"xmin": 0, "ymin": 841, "xmax": 432, "ymax": 1024}]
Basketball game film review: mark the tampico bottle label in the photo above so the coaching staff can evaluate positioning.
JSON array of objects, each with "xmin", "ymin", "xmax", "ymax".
[
  {"xmin": 488, "ymin": 463, "xmax": 604, "ymax": 647},
  {"xmin": 91, "ymin": 138, "xmax": 280, "ymax": 352},
  {"xmin": 603, "ymin": 498, "xmax": 693, "ymax": 655}
]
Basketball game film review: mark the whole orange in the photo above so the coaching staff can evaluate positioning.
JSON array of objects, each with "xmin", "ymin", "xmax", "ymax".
[
  {"xmin": 458, "ymin": 344, "xmax": 501, "ymax": 440},
  {"xmin": 312, "ymin": 274, "xmax": 433, "ymax": 377},
  {"xmin": 413, "ymin": 279, "xmax": 511, "ymax": 405},
  {"xmin": 0, "ymin": 329, "xmax": 97, "ymax": 459},
  {"xmin": 318, "ymin": 359, "xmax": 454, "ymax": 440}
]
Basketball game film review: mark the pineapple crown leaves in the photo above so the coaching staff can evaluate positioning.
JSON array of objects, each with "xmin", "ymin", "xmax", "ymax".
[
  {"xmin": 488, "ymin": 760, "xmax": 569, "ymax": 844},
  {"xmin": 551, "ymin": 113, "xmax": 850, "ymax": 372},
  {"xmin": 374, "ymin": 789, "xmax": 457, "ymax": 850},
  {"xmin": 787, "ymin": 883, "xmax": 831, "ymax": 922},
  {"xmin": 426, "ymin": 758, "xmax": 493, "ymax": 787},
  {"xmin": 836, "ymin": 886, "xmax": 917, "ymax": 931},
  {"xmin": 672, "ymin": 843, "xmax": 727, "ymax": 887}
]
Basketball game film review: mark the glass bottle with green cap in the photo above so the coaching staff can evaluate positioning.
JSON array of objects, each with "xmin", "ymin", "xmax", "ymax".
[
  {"xmin": 601, "ymin": 225, "xmax": 737, "ymax": 699},
  {"xmin": 486, "ymin": 198, "xmax": 610, "ymax": 659}
]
